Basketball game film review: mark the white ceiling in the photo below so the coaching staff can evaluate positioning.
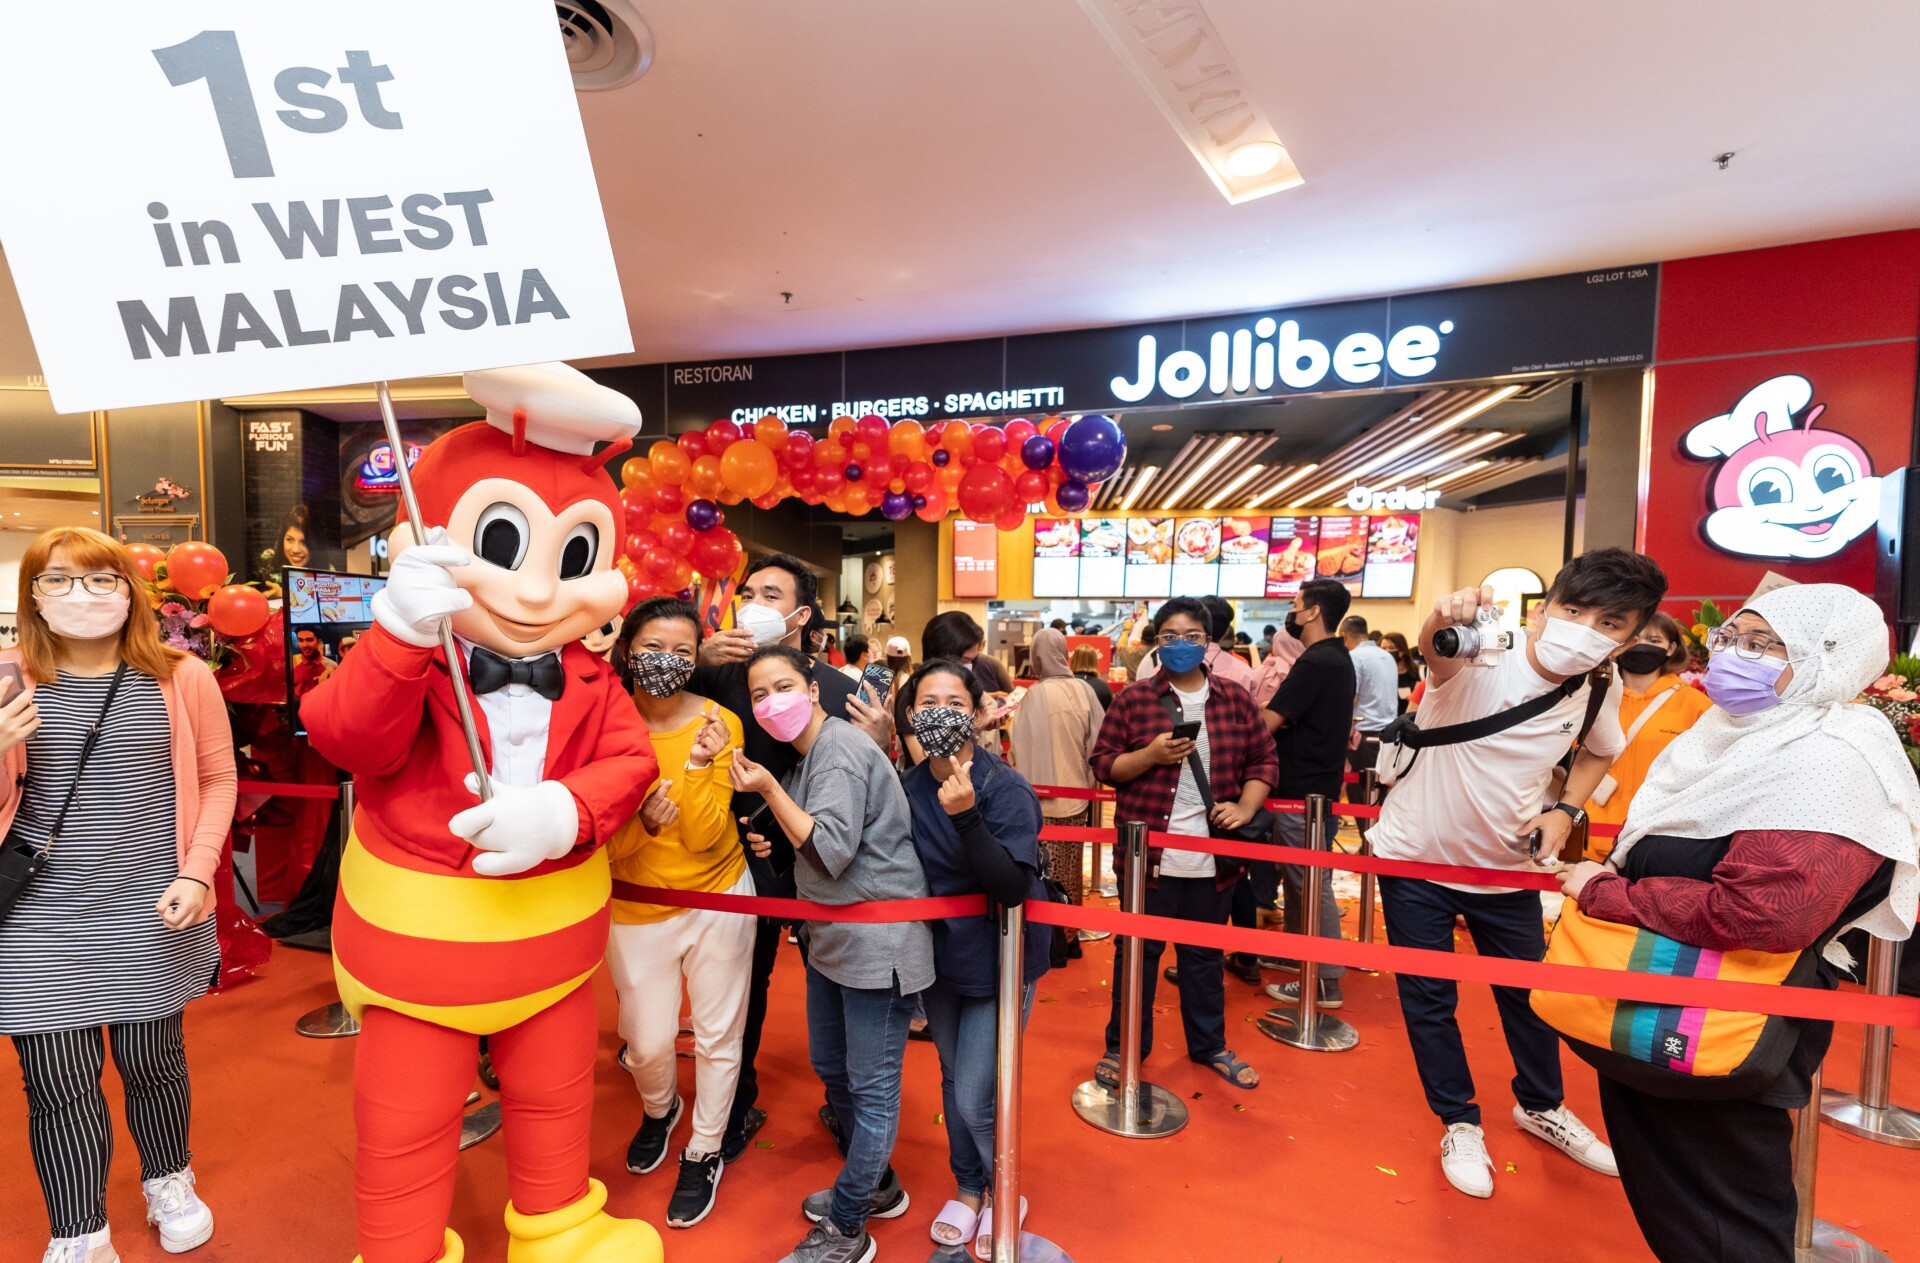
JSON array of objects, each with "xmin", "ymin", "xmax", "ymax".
[{"xmin": 577, "ymin": 0, "xmax": 1920, "ymax": 368}]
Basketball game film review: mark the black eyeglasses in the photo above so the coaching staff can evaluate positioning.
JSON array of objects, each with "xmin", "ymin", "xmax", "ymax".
[{"xmin": 32, "ymin": 572, "xmax": 126, "ymax": 597}]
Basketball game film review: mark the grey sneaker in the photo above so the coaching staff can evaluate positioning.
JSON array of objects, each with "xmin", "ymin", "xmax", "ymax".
[
  {"xmin": 800, "ymin": 1167, "xmax": 909, "ymax": 1224},
  {"xmin": 778, "ymin": 1220, "xmax": 876, "ymax": 1263}
]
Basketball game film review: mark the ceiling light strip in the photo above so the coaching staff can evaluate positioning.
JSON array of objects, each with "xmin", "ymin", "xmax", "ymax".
[
  {"xmin": 1119, "ymin": 465, "xmax": 1161, "ymax": 512},
  {"xmin": 1201, "ymin": 464, "xmax": 1268, "ymax": 510},
  {"xmin": 1243, "ymin": 462, "xmax": 1322, "ymax": 508},
  {"xmin": 1160, "ymin": 435, "xmax": 1244, "ymax": 508},
  {"xmin": 1305, "ymin": 389, "xmax": 1490, "ymax": 484},
  {"xmin": 1183, "ymin": 435, "xmax": 1274, "ymax": 509},
  {"xmin": 1287, "ymin": 385, "xmax": 1521, "ymax": 507},
  {"xmin": 1375, "ymin": 429, "xmax": 1514, "ymax": 482}
]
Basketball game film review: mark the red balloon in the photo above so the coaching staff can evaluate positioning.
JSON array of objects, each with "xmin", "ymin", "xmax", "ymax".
[
  {"xmin": 1014, "ymin": 470, "xmax": 1049, "ymax": 503},
  {"xmin": 888, "ymin": 454, "xmax": 910, "ymax": 480},
  {"xmin": 704, "ymin": 418, "xmax": 742, "ymax": 449},
  {"xmin": 1004, "ymin": 418, "xmax": 1037, "ymax": 449},
  {"xmin": 784, "ymin": 431, "xmax": 815, "ymax": 469},
  {"xmin": 854, "ymin": 413, "xmax": 889, "ymax": 446},
  {"xmin": 790, "ymin": 466, "xmax": 818, "ymax": 495},
  {"xmin": 751, "ymin": 491, "xmax": 782, "ymax": 510},
  {"xmin": 207, "ymin": 584, "xmax": 270, "ymax": 637},
  {"xmin": 621, "ymin": 487, "xmax": 653, "ymax": 531},
  {"xmin": 625, "ymin": 570, "xmax": 653, "ymax": 610},
  {"xmin": 972, "ymin": 425, "xmax": 1007, "ymax": 464},
  {"xmin": 676, "ymin": 430, "xmax": 707, "ymax": 462},
  {"xmin": 625, "ymin": 528, "xmax": 660, "ymax": 560},
  {"xmin": 956, "ymin": 465, "xmax": 1016, "ymax": 523},
  {"xmin": 643, "ymin": 549, "xmax": 675, "ymax": 579},
  {"xmin": 165, "ymin": 541, "xmax": 229, "ymax": 600},
  {"xmin": 903, "ymin": 461, "xmax": 935, "ymax": 494},
  {"xmin": 814, "ymin": 463, "xmax": 846, "ymax": 495},
  {"xmin": 1044, "ymin": 417, "xmax": 1070, "ymax": 445},
  {"xmin": 691, "ymin": 527, "xmax": 744, "ymax": 578},
  {"xmin": 651, "ymin": 483, "xmax": 686, "ymax": 514},
  {"xmin": 914, "ymin": 488, "xmax": 950, "ymax": 523},
  {"xmin": 126, "ymin": 543, "xmax": 165, "ymax": 582},
  {"xmin": 661, "ymin": 521, "xmax": 695, "ymax": 555},
  {"xmin": 995, "ymin": 506, "xmax": 1027, "ymax": 532}
]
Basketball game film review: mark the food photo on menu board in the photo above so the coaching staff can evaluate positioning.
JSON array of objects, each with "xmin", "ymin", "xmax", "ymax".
[
  {"xmin": 1032, "ymin": 518, "xmax": 1082, "ymax": 597},
  {"xmin": 1316, "ymin": 516, "xmax": 1368, "ymax": 592},
  {"xmin": 1265, "ymin": 516, "xmax": 1319, "ymax": 598},
  {"xmin": 1124, "ymin": 516, "xmax": 1174, "ymax": 598},
  {"xmin": 1171, "ymin": 517, "xmax": 1221, "ymax": 596},
  {"xmin": 1079, "ymin": 518, "xmax": 1126, "ymax": 596},
  {"xmin": 1217, "ymin": 515, "xmax": 1269, "ymax": 597},
  {"xmin": 1360, "ymin": 513, "xmax": 1420, "ymax": 598}
]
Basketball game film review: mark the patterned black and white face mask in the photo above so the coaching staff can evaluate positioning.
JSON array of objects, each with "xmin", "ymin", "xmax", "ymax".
[
  {"xmin": 911, "ymin": 706, "xmax": 975, "ymax": 759},
  {"xmin": 630, "ymin": 650, "xmax": 696, "ymax": 698}
]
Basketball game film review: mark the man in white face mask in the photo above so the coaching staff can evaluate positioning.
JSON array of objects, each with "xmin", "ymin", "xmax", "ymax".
[{"xmin": 1366, "ymin": 547, "xmax": 1667, "ymax": 1201}]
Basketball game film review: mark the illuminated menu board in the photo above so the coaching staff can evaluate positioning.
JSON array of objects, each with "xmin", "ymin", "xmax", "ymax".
[
  {"xmin": 953, "ymin": 520, "xmax": 998, "ymax": 597},
  {"xmin": 1033, "ymin": 512, "xmax": 1421, "ymax": 599}
]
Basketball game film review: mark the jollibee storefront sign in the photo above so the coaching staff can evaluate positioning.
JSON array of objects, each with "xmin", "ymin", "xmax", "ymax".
[{"xmin": 0, "ymin": 1, "xmax": 631, "ymax": 413}]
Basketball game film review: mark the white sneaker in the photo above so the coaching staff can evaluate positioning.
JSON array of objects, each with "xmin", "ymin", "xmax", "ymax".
[
  {"xmin": 142, "ymin": 1168, "xmax": 214, "ymax": 1253},
  {"xmin": 1512, "ymin": 1104, "xmax": 1619, "ymax": 1177},
  {"xmin": 41, "ymin": 1226, "xmax": 117, "ymax": 1263},
  {"xmin": 1439, "ymin": 1122, "xmax": 1495, "ymax": 1198}
]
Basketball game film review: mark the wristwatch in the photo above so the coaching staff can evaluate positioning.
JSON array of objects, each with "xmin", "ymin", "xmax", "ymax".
[{"xmin": 1549, "ymin": 802, "xmax": 1588, "ymax": 827}]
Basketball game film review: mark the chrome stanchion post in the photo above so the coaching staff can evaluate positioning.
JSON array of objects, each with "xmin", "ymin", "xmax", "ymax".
[
  {"xmin": 1794, "ymin": 1064, "xmax": 1892, "ymax": 1260},
  {"xmin": 989, "ymin": 903, "xmax": 1071, "ymax": 1263},
  {"xmin": 1821, "ymin": 935, "xmax": 1920, "ymax": 1146},
  {"xmin": 295, "ymin": 779, "xmax": 360, "ymax": 1039},
  {"xmin": 1260, "ymin": 794, "xmax": 1359, "ymax": 1052},
  {"xmin": 1355, "ymin": 770, "xmax": 1378, "ymax": 946},
  {"xmin": 1071, "ymin": 820, "xmax": 1188, "ymax": 1137}
]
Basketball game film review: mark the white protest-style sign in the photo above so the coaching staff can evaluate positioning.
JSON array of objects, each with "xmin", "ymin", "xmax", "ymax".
[{"xmin": 0, "ymin": 2, "xmax": 632, "ymax": 414}]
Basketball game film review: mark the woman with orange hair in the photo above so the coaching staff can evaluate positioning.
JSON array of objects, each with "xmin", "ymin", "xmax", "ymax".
[{"xmin": 0, "ymin": 527, "xmax": 236, "ymax": 1263}]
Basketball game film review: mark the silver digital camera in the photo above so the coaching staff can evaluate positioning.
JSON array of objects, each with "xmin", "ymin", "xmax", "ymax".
[{"xmin": 1431, "ymin": 606, "xmax": 1514, "ymax": 668}]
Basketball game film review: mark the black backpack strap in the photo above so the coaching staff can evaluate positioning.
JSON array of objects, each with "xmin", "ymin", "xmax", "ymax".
[
  {"xmin": 1384, "ymin": 670, "xmax": 1584, "ymax": 751},
  {"xmin": 1575, "ymin": 663, "xmax": 1615, "ymax": 746}
]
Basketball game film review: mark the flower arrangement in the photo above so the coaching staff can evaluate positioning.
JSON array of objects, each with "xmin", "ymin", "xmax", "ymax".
[
  {"xmin": 127, "ymin": 541, "xmax": 274, "ymax": 677},
  {"xmin": 1682, "ymin": 600, "xmax": 1729, "ymax": 670},
  {"xmin": 1862, "ymin": 654, "xmax": 1920, "ymax": 769}
]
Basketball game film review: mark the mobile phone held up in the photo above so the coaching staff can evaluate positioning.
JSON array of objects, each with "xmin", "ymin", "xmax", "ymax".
[
  {"xmin": 1170, "ymin": 719, "xmax": 1202, "ymax": 742},
  {"xmin": 0, "ymin": 662, "xmax": 22, "ymax": 702}
]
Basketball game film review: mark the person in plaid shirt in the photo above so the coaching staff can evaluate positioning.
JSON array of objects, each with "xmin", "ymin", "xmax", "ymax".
[{"xmin": 1089, "ymin": 598, "xmax": 1276, "ymax": 1092}]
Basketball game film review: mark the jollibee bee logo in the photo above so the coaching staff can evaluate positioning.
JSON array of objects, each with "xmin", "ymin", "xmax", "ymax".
[{"xmin": 1682, "ymin": 374, "xmax": 1880, "ymax": 562}]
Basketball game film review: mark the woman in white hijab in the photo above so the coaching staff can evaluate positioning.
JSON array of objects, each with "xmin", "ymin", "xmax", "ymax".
[{"xmin": 1554, "ymin": 583, "xmax": 1919, "ymax": 1263}]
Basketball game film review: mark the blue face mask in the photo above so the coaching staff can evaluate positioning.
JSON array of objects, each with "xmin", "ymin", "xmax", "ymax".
[
  {"xmin": 1704, "ymin": 650, "xmax": 1787, "ymax": 715},
  {"xmin": 1158, "ymin": 638, "xmax": 1208, "ymax": 675}
]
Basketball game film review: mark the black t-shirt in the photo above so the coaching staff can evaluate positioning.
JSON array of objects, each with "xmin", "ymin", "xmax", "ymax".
[
  {"xmin": 688, "ymin": 657, "xmax": 858, "ymax": 896},
  {"xmin": 1264, "ymin": 637, "xmax": 1356, "ymax": 799}
]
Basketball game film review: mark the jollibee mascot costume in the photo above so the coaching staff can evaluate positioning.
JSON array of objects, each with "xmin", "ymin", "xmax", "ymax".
[{"xmin": 305, "ymin": 362, "xmax": 661, "ymax": 1263}]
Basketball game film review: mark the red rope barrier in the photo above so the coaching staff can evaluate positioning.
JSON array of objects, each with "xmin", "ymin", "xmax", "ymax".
[
  {"xmin": 235, "ymin": 779, "xmax": 340, "ymax": 800},
  {"xmin": 612, "ymin": 882, "xmax": 985, "ymax": 923}
]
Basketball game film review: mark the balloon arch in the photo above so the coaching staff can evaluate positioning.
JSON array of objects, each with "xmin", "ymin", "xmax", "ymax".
[{"xmin": 613, "ymin": 412, "xmax": 1127, "ymax": 604}]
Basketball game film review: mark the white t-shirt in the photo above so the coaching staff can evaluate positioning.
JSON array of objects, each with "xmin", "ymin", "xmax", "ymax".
[
  {"xmin": 1160, "ymin": 681, "xmax": 1217, "ymax": 878},
  {"xmin": 1369, "ymin": 646, "xmax": 1624, "ymax": 893}
]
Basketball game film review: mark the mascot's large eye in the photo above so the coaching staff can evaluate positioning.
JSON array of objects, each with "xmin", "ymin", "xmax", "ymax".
[
  {"xmin": 474, "ymin": 502, "xmax": 530, "ymax": 570},
  {"xmin": 1744, "ymin": 469, "xmax": 1789, "ymax": 506},
  {"xmin": 1810, "ymin": 453, "xmax": 1857, "ymax": 494},
  {"xmin": 558, "ymin": 523, "xmax": 599, "ymax": 579}
]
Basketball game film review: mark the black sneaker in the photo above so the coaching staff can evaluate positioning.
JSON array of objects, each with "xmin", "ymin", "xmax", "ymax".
[
  {"xmin": 818, "ymin": 1101, "xmax": 846, "ymax": 1151},
  {"xmin": 1228, "ymin": 955, "xmax": 1265, "ymax": 986},
  {"xmin": 626, "ymin": 1096, "xmax": 683, "ymax": 1174},
  {"xmin": 666, "ymin": 1149, "xmax": 723, "ymax": 1228},
  {"xmin": 800, "ymin": 1166, "xmax": 909, "ymax": 1224},
  {"xmin": 719, "ymin": 1105, "xmax": 765, "ymax": 1164}
]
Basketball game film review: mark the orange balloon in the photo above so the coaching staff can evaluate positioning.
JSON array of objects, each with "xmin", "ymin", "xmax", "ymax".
[
  {"xmin": 829, "ymin": 414, "xmax": 856, "ymax": 436},
  {"xmin": 719, "ymin": 439, "xmax": 779, "ymax": 498},
  {"xmin": 938, "ymin": 464, "xmax": 966, "ymax": 494},
  {"xmin": 755, "ymin": 416, "xmax": 788, "ymax": 449},
  {"xmin": 850, "ymin": 442, "xmax": 872, "ymax": 464},
  {"xmin": 649, "ymin": 440, "xmax": 690, "ymax": 486},
  {"xmin": 206, "ymin": 584, "xmax": 270, "ymax": 637},
  {"xmin": 165, "ymin": 541, "xmax": 229, "ymax": 600},
  {"xmin": 914, "ymin": 488, "xmax": 949, "ymax": 523},
  {"xmin": 667, "ymin": 558, "xmax": 694, "ymax": 591},
  {"xmin": 844, "ymin": 487, "xmax": 870, "ymax": 516},
  {"xmin": 888, "ymin": 421, "xmax": 924, "ymax": 456},
  {"xmin": 940, "ymin": 421, "xmax": 973, "ymax": 455},
  {"xmin": 125, "ymin": 543, "xmax": 165, "ymax": 582},
  {"xmin": 825, "ymin": 493, "xmax": 848, "ymax": 514},
  {"xmin": 620, "ymin": 456, "xmax": 651, "ymax": 487},
  {"xmin": 688, "ymin": 454, "xmax": 726, "ymax": 500}
]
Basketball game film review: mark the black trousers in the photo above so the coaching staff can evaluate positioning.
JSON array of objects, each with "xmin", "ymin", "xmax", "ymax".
[
  {"xmin": 10, "ymin": 1013, "xmax": 192, "ymax": 1238},
  {"xmin": 726, "ymin": 915, "xmax": 786, "ymax": 1140},
  {"xmin": 1598, "ymin": 1074, "xmax": 1796, "ymax": 1262},
  {"xmin": 1103, "ymin": 877, "xmax": 1233, "ymax": 1061}
]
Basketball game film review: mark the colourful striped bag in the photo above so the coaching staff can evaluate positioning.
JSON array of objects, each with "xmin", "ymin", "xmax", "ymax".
[{"xmin": 1531, "ymin": 902, "xmax": 1811, "ymax": 1099}]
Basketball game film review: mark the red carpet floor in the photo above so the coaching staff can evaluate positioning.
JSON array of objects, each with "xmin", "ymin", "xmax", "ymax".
[{"xmin": 3, "ymin": 925, "xmax": 1915, "ymax": 1262}]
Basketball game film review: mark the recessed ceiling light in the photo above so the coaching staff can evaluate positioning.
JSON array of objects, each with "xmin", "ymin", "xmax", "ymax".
[
  {"xmin": 1151, "ymin": 423, "xmax": 1173, "ymax": 432},
  {"xmin": 1224, "ymin": 142, "xmax": 1285, "ymax": 178}
]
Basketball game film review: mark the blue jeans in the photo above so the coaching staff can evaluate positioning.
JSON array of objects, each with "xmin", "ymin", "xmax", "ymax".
[
  {"xmin": 920, "ymin": 979, "xmax": 1036, "ymax": 1199},
  {"xmin": 1378, "ymin": 875, "xmax": 1563, "ymax": 1125},
  {"xmin": 805, "ymin": 964, "xmax": 917, "ymax": 1234}
]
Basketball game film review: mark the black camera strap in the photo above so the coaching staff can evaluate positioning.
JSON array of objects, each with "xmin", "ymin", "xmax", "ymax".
[{"xmin": 1376, "ymin": 669, "xmax": 1586, "ymax": 754}]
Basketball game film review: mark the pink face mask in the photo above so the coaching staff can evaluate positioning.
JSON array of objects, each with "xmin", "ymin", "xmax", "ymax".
[
  {"xmin": 753, "ymin": 689, "xmax": 814, "ymax": 742},
  {"xmin": 34, "ymin": 589, "xmax": 131, "ymax": 641}
]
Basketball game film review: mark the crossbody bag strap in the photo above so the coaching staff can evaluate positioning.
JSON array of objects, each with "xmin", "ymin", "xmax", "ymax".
[
  {"xmin": 1382, "ymin": 670, "xmax": 1583, "ymax": 751},
  {"xmin": 40, "ymin": 663, "xmax": 129, "ymax": 862},
  {"xmin": 1620, "ymin": 684, "xmax": 1681, "ymax": 746},
  {"xmin": 1158, "ymin": 689, "xmax": 1216, "ymax": 811}
]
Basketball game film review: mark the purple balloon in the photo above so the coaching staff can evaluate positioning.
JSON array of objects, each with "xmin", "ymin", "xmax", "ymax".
[
  {"xmin": 844, "ymin": 463, "xmax": 863, "ymax": 482},
  {"xmin": 1055, "ymin": 478, "xmax": 1091, "ymax": 513},
  {"xmin": 880, "ymin": 490, "xmax": 914, "ymax": 521},
  {"xmin": 685, "ymin": 498, "xmax": 719, "ymax": 532},
  {"xmin": 1058, "ymin": 414, "xmax": 1126, "ymax": 484},
  {"xmin": 1020, "ymin": 435, "xmax": 1057, "ymax": 471},
  {"xmin": 930, "ymin": 448, "xmax": 951, "ymax": 468},
  {"xmin": 911, "ymin": 494, "xmax": 928, "ymax": 510}
]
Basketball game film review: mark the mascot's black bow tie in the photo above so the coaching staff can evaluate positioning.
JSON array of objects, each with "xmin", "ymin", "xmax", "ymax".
[{"xmin": 467, "ymin": 646, "xmax": 565, "ymax": 700}]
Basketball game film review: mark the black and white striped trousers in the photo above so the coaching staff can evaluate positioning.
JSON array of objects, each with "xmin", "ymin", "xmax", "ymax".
[{"xmin": 9, "ymin": 1012, "xmax": 193, "ymax": 1238}]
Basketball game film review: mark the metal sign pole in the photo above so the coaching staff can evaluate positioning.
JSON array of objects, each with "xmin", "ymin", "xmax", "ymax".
[
  {"xmin": 294, "ymin": 779, "xmax": 360, "ymax": 1039},
  {"xmin": 1821, "ymin": 936, "xmax": 1920, "ymax": 1147},
  {"xmin": 988, "ymin": 902, "xmax": 1071, "ymax": 1263},
  {"xmin": 1071, "ymin": 820, "xmax": 1188, "ymax": 1137},
  {"xmin": 1261, "ymin": 795, "xmax": 1359, "ymax": 1052},
  {"xmin": 374, "ymin": 380, "xmax": 491, "ymax": 803},
  {"xmin": 1794, "ymin": 1064, "xmax": 1892, "ymax": 1260}
]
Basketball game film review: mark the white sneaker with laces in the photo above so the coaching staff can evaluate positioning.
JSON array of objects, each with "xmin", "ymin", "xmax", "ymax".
[
  {"xmin": 1512, "ymin": 1103, "xmax": 1619, "ymax": 1177},
  {"xmin": 1439, "ymin": 1122, "xmax": 1495, "ymax": 1198},
  {"xmin": 142, "ymin": 1167, "xmax": 214, "ymax": 1253},
  {"xmin": 41, "ymin": 1226, "xmax": 117, "ymax": 1263}
]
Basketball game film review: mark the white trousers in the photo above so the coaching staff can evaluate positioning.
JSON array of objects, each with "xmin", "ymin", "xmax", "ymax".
[{"xmin": 605, "ymin": 870, "xmax": 757, "ymax": 1154}]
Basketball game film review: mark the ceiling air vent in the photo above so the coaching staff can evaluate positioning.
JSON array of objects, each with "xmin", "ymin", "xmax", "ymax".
[{"xmin": 557, "ymin": 0, "xmax": 655, "ymax": 91}]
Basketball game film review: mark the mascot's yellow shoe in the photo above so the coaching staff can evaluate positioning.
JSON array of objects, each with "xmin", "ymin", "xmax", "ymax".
[
  {"xmin": 504, "ymin": 1179, "xmax": 662, "ymax": 1263},
  {"xmin": 352, "ymin": 1227, "xmax": 463, "ymax": 1263}
]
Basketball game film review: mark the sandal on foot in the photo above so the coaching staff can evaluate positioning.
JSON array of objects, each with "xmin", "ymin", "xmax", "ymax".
[
  {"xmin": 931, "ymin": 1199, "xmax": 980, "ymax": 1247},
  {"xmin": 1093, "ymin": 1053, "xmax": 1121, "ymax": 1090},
  {"xmin": 973, "ymin": 1197, "xmax": 1028, "ymax": 1260},
  {"xmin": 1198, "ymin": 1049, "xmax": 1260, "ymax": 1090}
]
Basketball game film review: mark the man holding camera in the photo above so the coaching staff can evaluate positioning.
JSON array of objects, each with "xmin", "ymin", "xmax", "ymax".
[{"xmin": 1368, "ymin": 548, "xmax": 1666, "ymax": 1199}]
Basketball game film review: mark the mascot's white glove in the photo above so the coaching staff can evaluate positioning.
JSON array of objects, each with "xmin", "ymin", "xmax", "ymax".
[
  {"xmin": 449, "ymin": 774, "xmax": 580, "ymax": 876},
  {"xmin": 372, "ymin": 526, "xmax": 473, "ymax": 648}
]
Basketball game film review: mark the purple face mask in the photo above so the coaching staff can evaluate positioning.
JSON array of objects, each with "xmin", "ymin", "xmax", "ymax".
[{"xmin": 1703, "ymin": 650, "xmax": 1788, "ymax": 715}]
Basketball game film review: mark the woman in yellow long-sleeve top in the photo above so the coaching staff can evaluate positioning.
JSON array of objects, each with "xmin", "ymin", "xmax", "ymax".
[{"xmin": 604, "ymin": 597, "xmax": 752, "ymax": 1231}]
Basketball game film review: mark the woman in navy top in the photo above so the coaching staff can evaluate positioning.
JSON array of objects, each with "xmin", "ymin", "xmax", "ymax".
[{"xmin": 900, "ymin": 658, "xmax": 1051, "ymax": 1257}]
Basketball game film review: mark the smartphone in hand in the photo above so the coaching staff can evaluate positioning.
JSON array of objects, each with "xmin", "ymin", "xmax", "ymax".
[{"xmin": 1170, "ymin": 719, "xmax": 1202, "ymax": 742}]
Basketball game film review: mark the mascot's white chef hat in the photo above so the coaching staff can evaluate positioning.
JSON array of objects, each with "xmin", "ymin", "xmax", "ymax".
[
  {"xmin": 463, "ymin": 361, "xmax": 642, "ymax": 455},
  {"xmin": 1685, "ymin": 374, "xmax": 1814, "ymax": 459}
]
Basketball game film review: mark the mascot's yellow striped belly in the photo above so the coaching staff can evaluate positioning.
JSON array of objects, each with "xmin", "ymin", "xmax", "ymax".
[{"xmin": 332, "ymin": 826, "xmax": 611, "ymax": 1036}]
